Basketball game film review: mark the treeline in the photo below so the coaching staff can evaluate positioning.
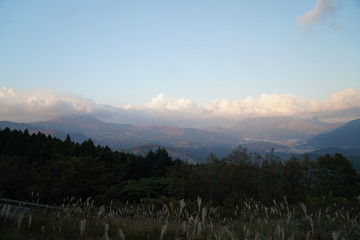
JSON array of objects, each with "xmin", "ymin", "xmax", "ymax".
[{"xmin": 0, "ymin": 128, "xmax": 359, "ymax": 206}]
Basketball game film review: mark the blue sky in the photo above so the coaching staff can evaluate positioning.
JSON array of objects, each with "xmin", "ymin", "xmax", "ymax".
[{"xmin": 1, "ymin": 0, "xmax": 360, "ymax": 126}]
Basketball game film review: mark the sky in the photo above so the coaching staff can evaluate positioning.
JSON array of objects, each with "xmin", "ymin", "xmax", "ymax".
[{"xmin": 1, "ymin": 0, "xmax": 360, "ymax": 127}]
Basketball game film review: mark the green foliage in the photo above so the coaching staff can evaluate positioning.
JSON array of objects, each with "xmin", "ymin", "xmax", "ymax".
[
  {"xmin": 0, "ymin": 127, "xmax": 360, "ymax": 207},
  {"xmin": 121, "ymin": 177, "xmax": 172, "ymax": 201},
  {"xmin": 315, "ymin": 153, "xmax": 360, "ymax": 198}
]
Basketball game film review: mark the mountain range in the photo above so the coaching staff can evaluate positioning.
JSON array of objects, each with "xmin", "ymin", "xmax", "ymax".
[
  {"xmin": 1, "ymin": 116, "xmax": 359, "ymax": 163},
  {"xmin": 307, "ymin": 118, "xmax": 360, "ymax": 149},
  {"xmin": 230, "ymin": 117, "xmax": 342, "ymax": 140}
]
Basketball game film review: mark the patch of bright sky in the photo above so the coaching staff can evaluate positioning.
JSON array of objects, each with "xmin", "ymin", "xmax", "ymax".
[{"xmin": 0, "ymin": 0, "xmax": 359, "ymax": 106}]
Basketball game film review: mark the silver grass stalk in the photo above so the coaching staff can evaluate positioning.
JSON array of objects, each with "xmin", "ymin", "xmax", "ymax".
[
  {"xmin": 97, "ymin": 205, "xmax": 106, "ymax": 224},
  {"xmin": 201, "ymin": 207, "xmax": 207, "ymax": 226},
  {"xmin": 80, "ymin": 218, "xmax": 86, "ymax": 236},
  {"xmin": 118, "ymin": 228, "xmax": 125, "ymax": 240},
  {"xmin": 5, "ymin": 204, "xmax": 11, "ymax": 218},
  {"xmin": 28, "ymin": 213, "xmax": 32, "ymax": 230},
  {"xmin": 0, "ymin": 204, "xmax": 7, "ymax": 217},
  {"xmin": 17, "ymin": 212, "xmax": 25, "ymax": 231},
  {"xmin": 160, "ymin": 224, "xmax": 167, "ymax": 240},
  {"xmin": 103, "ymin": 222, "xmax": 109, "ymax": 240},
  {"xmin": 197, "ymin": 196, "xmax": 202, "ymax": 212},
  {"xmin": 332, "ymin": 231, "xmax": 339, "ymax": 240},
  {"xmin": 197, "ymin": 222, "xmax": 202, "ymax": 236},
  {"xmin": 179, "ymin": 199, "xmax": 186, "ymax": 218},
  {"xmin": 224, "ymin": 227, "xmax": 235, "ymax": 240}
]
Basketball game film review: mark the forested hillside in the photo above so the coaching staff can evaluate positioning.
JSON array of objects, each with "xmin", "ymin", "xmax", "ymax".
[{"xmin": 1, "ymin": 127, "xmax": 359, "ymax": 206}]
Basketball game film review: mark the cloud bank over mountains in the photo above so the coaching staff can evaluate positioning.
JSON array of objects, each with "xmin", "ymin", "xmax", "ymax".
[
  {"xmin": 1, "ymin": 87, "xmax": 360, "ymax": 127},
  {"xmin": 0, "ymin": 87, "xmax": 116, "ymax": 122}
]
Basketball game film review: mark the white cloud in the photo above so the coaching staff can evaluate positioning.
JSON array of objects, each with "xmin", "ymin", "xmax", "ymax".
[
  {"xmin": 203, "ymin": 94, "xmax": 307, "ymax": 118},
  {"xmin": 309, "ymin": 88, "xmax": 360, "ymax": 112},
  {"xmin": 298, "ymin": 0, "xmax": 338, "ymax": 27},
  {"xmin": 120, "ymin": 89, "xmax": 360, "ymax": 124},
  {"xmin": 0, "ymin": 88, "xmax": 116, "ymax": 122},
  {"xmin": 1, "ymin": 86, "xmax": 360, "ymax": 126},
  {"xmin": 0, "ymin": 87, "xmax": 15, "ymax": 97},
  {"xmin": 143, "ymin": 93, "xmax": 198, "ymax": 111}
]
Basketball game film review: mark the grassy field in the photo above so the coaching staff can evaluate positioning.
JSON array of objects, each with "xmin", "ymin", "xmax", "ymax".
[{"xmin": 1, "ymin": 197, "xmax": 360, "ymax": 240}]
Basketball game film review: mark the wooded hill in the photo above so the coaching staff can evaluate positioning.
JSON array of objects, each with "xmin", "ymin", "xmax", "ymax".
[{"xmin": 0, "ymin": 127, "xmax": 359, "ymax": 206}]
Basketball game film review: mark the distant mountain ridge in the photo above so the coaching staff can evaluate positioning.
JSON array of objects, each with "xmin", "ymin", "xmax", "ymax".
[
  {"xmin": 1, "ymin": 116, "xmax": 359, "ymax": 163},
  {"xmin": 307, "ymin": 118, "xmax": 360, "ymax": 149},
  {"xmin": 0, "ymin": 121, "xmax": 39, "ymax": 132},
  {"xmin": 27, "ymin": 116, "xmax": 242, "ymax": 149},
  {"xmin": 230, "ymin": 117, "xmax": 342, "ymax": 140},
  {"xmin": 0, "ymin": 120, "xmax": 89, "ymax": 143}
]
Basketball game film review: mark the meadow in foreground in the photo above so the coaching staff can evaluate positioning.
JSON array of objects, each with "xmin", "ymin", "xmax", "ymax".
[{"xmin": 1, "ymin": 197, "xmax": 360, "ymax": 240}]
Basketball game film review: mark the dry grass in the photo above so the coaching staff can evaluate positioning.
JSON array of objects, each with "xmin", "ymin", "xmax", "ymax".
[{"xmin": 1, "ymin": 197, "xmax": 360, "ymax": 240}]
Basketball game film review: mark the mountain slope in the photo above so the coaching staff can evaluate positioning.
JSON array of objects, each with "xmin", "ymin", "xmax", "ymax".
[
  {"xmin": 0, "ymin": 121, "xmax": 39, "ymax": 132},
  {"xmin": 307, "ymin": 118, "xmax": 360, "ymax": 148},
  {"xmin": 230, "ymin": 117, "xmax": 340, "ymax": 140},
  {"xmin": 29, "ymin": 116, "xmax": 242, "ymax": 149},
  {"xmin": 0, "ymin": 120, "xmax": 88, "ymax": 143}
]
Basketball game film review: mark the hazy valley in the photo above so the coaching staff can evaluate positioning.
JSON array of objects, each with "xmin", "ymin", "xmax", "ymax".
[{"xmin": 1, "ymin": 115, "xmax": 359, "ymax": 164}]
